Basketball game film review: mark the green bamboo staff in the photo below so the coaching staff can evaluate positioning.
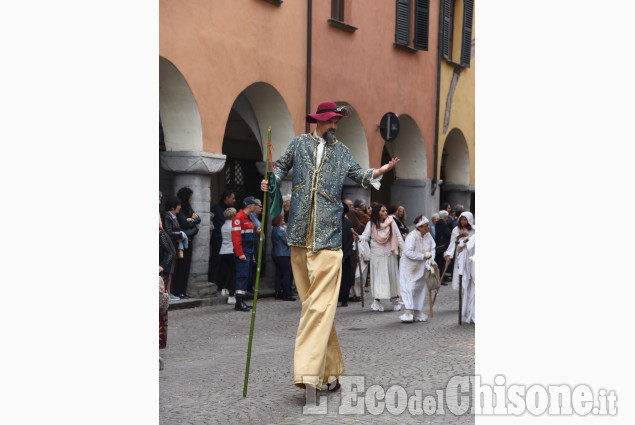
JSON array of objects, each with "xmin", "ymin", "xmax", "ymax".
[{"xmin": 243, "ymin": 127, "xmax": 272, "ymax": 397}]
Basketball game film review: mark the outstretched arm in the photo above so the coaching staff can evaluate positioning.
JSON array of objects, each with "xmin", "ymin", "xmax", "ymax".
[{"xmin": 372, "ymin": 157, "xmax": 400, "ymax": 178}]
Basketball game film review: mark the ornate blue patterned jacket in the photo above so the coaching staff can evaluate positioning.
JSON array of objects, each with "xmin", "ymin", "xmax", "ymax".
[{"xmin": 272, "ymin": 133, "xmax": 376, "ymax": 252}]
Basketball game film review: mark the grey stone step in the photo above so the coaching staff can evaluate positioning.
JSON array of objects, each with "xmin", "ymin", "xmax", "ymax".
[{"xmin": 168, "ymin": 288, "xmax": 279, "ymax": 311}]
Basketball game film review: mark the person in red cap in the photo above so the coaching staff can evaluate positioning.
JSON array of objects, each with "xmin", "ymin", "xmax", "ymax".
[{"xmin": 261, "ymin": 101, "xmax": 399, "ymax": 404}]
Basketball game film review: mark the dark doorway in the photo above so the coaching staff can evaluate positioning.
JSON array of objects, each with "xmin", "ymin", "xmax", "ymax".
[
  {"xmin": 371, "ymin": 147, "xmax": 394, "ymax": 208},
  {"xmin": 220, "ymin": 107, "xmax": 267, "ymax": 273}
]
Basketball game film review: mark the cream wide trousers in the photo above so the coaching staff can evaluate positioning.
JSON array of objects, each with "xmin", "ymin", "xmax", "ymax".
[{"xmin": 291, "ymin": 246, "xmax": 345, "ymax": 389}]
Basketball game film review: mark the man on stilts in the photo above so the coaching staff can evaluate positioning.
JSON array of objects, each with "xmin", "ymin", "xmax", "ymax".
[{"xmin": 261, "ymin": 101, "xmax": 399, "ymax": 404}]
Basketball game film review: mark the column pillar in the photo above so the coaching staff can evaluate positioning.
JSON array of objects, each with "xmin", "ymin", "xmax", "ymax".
[
  {"xmin": 161, "ymin": 151, "xmax": 226, "ymax": 297},
  {"xmin": 391, "ymin": 179, "xmax": 434, "ymax": 225},
  {"xmin": 441, "ymin": 184, "xmax": 475, "ymax": 212}
]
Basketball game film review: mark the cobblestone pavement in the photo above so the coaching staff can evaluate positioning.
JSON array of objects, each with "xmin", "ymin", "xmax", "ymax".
[{"xmin": 160, "ymin": 285, "xmax": 474, "ymax": 425}]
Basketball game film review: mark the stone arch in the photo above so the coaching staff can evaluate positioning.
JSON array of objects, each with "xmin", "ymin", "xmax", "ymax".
[
  {"xmin": 337, "ymin": 103, "xmax": 371, "ymax": 205},
  {"xmin": 384, "ymin": 114, "xmax": 426, "ymax": 180},
  {"xmin": 216, "ymin": 83, "xmax": 295, "ymax": 281},
  {"xmin": 219, "ymin": 82, "xmax": 294, "ymax": 199},
  {"xmin": 239, "ymin": 82, "xmax": 295, "ymax": 161},
  {"xmin": 384, "ymin": 115, "xmax": 431, "ymax": 223},
  {"xmin": 159, "ymin": 56, "xmax": 203, "ymax": 152},
  {"xmin": 334, "ymin": 102, "xmax": 369, "ymax": 168},
  {"xmin": 441, "ymin": 127, "xmax": 473, "ymax": 211},
  {"xmin": 442, "ymin": 128, "xmax": 470, "ymax": 186}
]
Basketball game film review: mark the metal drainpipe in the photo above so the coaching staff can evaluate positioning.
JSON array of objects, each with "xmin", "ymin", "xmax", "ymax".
[
  {"xmin": 305, "ymin": 0, "xmax": 312, "ymax": 134},
  {"xmin": 432, "ymin": 0, "xmax": 443, "ymax": 197}
]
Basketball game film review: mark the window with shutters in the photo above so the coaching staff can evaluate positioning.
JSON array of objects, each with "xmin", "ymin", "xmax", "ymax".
[
  {"xmin": 441, "ymin": 0, "xmax": 454, "ymax": 60},
  {"xmin": 442, "ymin": 0, "xmax": 474, "ymax": 67},
  {"xmin": 328, "ymin": 0, "xmax": 358, "ymax": 33},
  {"xmin": 331, "ymin": 0, "xmax": 344, "ymax": 21},
  {"xmin": 413, "ymin": 0, "xmax": 430, "ymax": 50},
  {"xmin": 394, "ymin": 0, "xmax": 429, "ymax": 53},
  {"xmin": 460, "ymin": 0, "xmax": 473, "ymax": 67},
  {"xmin": 394, "ymin": 0, "xmax": 411, "ymax": 46}
]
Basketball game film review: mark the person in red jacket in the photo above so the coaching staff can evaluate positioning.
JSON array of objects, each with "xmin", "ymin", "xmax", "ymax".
[{"xmin": 231, "ymin": 196, "xmax": 259, "ymax": 311}]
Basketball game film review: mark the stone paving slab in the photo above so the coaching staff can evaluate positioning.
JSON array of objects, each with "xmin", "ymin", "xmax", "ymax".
[{"xmin": 160, "ymin": 285, "xmax": 474, "ymax": 424}]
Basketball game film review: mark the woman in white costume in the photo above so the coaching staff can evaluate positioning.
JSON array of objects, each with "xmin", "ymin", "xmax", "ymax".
[
  {"xmin": 398, "ymin": 214, "xmax": 436, "ymax": 323},
  {"xmin": 360, "ymin": 204, "xmax": 405, "ymax": 311},
  {"xmin": 458, "ymin": 234, "xmax": 475, "ymax": 323},
  {"xmin": 444, "ymin": 212, "xmax": 475, "ymax": 291}
]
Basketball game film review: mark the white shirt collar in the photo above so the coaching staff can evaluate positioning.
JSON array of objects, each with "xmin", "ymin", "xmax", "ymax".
[{"xmin": 313, "ymin": 131, "xmax": 325, "ymax": 144}]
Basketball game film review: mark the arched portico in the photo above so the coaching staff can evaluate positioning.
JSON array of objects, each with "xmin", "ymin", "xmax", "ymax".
[
  {"xmin": 159, "ymin": 56, "xmax": 225, "ymax": 296},
  {"xmin": 335, "ymin": 103, "xmax": 373, "ymax": 207},
  {"xmin": 441, "ymin": 128, "xmax": 473, "ymax": 212},
  {"xmin": 213, "ymin": 83, "xmax": 295, "ymax": 283},
  {"xmin": 159, "ymin": 57, "xmax": 203, "ymax": 152},
  {"xmin": 382, "ymin": 114, "xmax": 435, "ymax": 222}
]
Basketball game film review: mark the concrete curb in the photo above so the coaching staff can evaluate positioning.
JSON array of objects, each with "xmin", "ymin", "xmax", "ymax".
[{"xmin": 168, "ymin": 289, "xmax": 278, "ymax": 311}]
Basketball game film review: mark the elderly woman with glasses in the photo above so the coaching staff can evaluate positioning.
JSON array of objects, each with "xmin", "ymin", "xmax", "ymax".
[{"xmin": 398, "ymin": 214, "xmax": 437, "ymax": 323}]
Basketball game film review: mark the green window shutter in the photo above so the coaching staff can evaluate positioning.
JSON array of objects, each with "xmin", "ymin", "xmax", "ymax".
[
  {"xmin": 413, "ymin": 0, "xmax": 430, "ymax": 50},
  {"xmin": 395, "ymin": 0, "xmax": 411, "ymax": 45},
  {"xmin": 441, "ymin": 0, "xmax": 452, "ymax": 59},
  {"xmin": 460, "ymin": 0, "xmax": 474, "ymax": 67}
]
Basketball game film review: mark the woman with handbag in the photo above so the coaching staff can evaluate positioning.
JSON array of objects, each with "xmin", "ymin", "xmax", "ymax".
[
  {"xmin": 173, "ymin": 187, "xmax": 201, "ymax": 299},
  {"xmin": 359, "ymin": 204, "xmax": 405, "ymax": 312},
  {"xmin": 398, "ymin": 215, "xmax": 437, "ymax": 323}
]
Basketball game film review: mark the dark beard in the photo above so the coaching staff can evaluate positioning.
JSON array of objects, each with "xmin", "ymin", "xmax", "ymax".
[{"xmin": 322, "ymin": 129, "xmax": 336, "ymax": 144}]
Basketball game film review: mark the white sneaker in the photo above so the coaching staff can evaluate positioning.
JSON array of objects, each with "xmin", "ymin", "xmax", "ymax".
[
  {"xmin": 222, "ymin": 289, "xmax": 229, "ymax": 296},
  {"xmin": 413, "ymin": 311, "xmax": 428, "ymax": 322},
  {"xmin": 392, "ymin": 298, "xmax": 402, "ymax": 311},
  {"xmin": 400, "ymin": 310, "xmax": 414, "ymax": 323},
  {"xmin": 370, "ymin": 300, "xmax": 384, "ymax": 312},
  {"xmin": 227, "ymin": 296, "xmax": 236, "ymax": 305}
]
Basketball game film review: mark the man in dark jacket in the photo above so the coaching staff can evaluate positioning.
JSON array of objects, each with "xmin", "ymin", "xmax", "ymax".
[
  {"xmin": 339, "ymin": 202, "xmax": 354, "ymax": 307},
  {"xmin": 434, "ymin": 210, "xmax": 452, "ymax": 284},
  {"xmin": 208, "ymin": 190, "xmax": 236, "ymax": 283},
  {"xmin": 163, "ymin": 196, "xmax": 184, "ymax": 299}
]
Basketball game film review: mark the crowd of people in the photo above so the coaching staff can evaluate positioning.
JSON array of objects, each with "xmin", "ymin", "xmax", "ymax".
[
  {"xmin": 158, "ymin": 101, "xmax": 476, "ymax": 404},
  {"xmin": 338, "ymin": 200, "xmax": 476, "ymax": 325},
  {"xmin": 157, "ymin": 186, "xmax": 476, "ymax": 365},
  {"xmin": 159, "ymin": 187, "xmax": 298, "ymax": 320}
]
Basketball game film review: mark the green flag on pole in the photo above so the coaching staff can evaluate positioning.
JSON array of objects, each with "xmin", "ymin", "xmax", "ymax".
[{"xmin": 267, "ymin": 170, "xmax": 282, "ymax": 219}]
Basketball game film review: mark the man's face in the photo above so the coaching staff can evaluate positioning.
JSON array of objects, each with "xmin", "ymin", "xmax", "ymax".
[
  {"xmin": 225, "ymin": 193, "xmax": 236, "ymax": 206},
  {"xmin": 316, "ymin": 117, "xmax": 340, "ymax": 142},
  {"xmin": 254, "ymin": 202, "xmax": 262, "ymax": 215},
  {"xmin": 345, "ymin": 199, "xmax": 353, "ymax": 210}
]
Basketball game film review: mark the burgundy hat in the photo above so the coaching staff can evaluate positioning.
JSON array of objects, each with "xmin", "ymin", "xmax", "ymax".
[{"xmin": 306, "ymin": 101, "xmax": 348, "ymax": 123}]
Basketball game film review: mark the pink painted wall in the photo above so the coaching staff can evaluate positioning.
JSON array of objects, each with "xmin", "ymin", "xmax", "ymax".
[
  {"xmin": 310, "ymin": 1, "xmax": 439, "ymax": 177},
  {"xmin": 160, "ymin": 0, "xmax": 308, "ymax": 153}
]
